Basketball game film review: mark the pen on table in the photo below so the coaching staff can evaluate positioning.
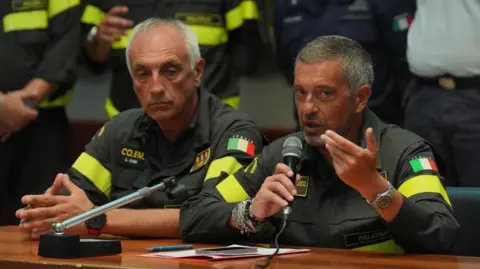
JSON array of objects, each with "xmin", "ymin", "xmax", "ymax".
[{"xmin": 146, "ymin": 244, "xmax": 194, "ymax": 252}]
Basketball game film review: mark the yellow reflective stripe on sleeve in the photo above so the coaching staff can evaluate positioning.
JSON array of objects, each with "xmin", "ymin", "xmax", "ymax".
[
  {"xmin": 81, "ymin": 5, "xmax": 105, "ymax": 25},
  {"xmin": 398, "ymin": 175, "xmax": 451, "ymax": 206},
  {"xmin": 189, "ymin": 25, "xmax": 228, "ymax": 46},
  {"xmin": 220, "ymin": 95, "xmax": 240, "ymax": 110},
  {"xmin": 72, "ymin": 152, "xmax": 112, "ymax": 199},
  {"xmin": 226, "ymin": 0, "xmax": 259, "ymax": 31},
  {"xmin": 37, "ymin": 89, "xmax": 74, "ymax": 108},
  {"xmin": 111, "ymin": 28, "xmax": 133, "ymax": 49},
  {"xmin": 3, "ymin": 10, "xmax": 48, "ymax": 32},
  {"xmin": 205, "ymin": 156, "xmax": 243, "ymax": 182},
  {"xmin": 216, "ymin": 175, "xmax": 249, "ymax": 202},
  {"xmin": 105, "ymin": 98, "xmax": 120, "ymax": 119},
  {"xmin": 354, "ymin": 239, "xmax": 404, "ymax": 254},
  {"xmin": 48, "ymin": 0, "xmax": 80, "ymax": 18}
]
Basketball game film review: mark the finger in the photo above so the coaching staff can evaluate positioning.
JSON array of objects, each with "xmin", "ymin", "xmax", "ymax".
[
  {"xmin": 18, "ymin": 204, "xmax": 66, "ymax": 222},
  {"xmin": 30, "ymin": 228, "xmax": 53, "ymax": 240},
  {"xmin": 45, "ymin": 174, "xmax": 64, "ymax": 195},
  {"xmin": 21, "ymin": 213, "xmax": 69, "ymax": 231},
  {"xmin": 107, "ymin": 6, "xmax": 129, "ymax": 16},
  {"xmin": 258, "ymin": 188, "xmax": 288, "ymax": 208},
  {"xmin": 267, "ymin": 174, "xmax": 296, "ymax": 195},
  {"xmin": 103, "ymin": 15, "xmax": 133, "ymax": 29},
  {"xmin": 325, "ymin": 140, "xmax": 350, "ymax": 162},
  {"xmin": 274, "ymin": 163, "xmax": 294, "ymax": 178},
  {"xmin": 365, "ymin": 128, "xmax": 378, "ymax": 154},
  {"xmin": 21, "ymin": 194, "xmax": 68, "ymax": 207},
  {"xmin": 266, "ymin": 181, "xmax": 294, "ymax": 202},
  {"xmin": 324, "ymin": 130, "xmax": 360, "ymax": 155},
  {"xmin": 99, "ymin": 25, "xmax": 126, "ymax": 38},
  {"xmin": 97, "ymin": 33, "xmax": 118, "ymax": 44},
  {"xmin": 60, "ymin": 174, "xmax": 80, "ymax": 194}
]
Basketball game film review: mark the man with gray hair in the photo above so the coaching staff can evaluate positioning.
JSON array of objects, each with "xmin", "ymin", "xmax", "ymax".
[
  {"xmin": 180, "ymin": 35, "xmax": 458, "ymax": 255},
  {"xmin": 15, "ymin": 18, "xmax": 265, "ymax": 239}
]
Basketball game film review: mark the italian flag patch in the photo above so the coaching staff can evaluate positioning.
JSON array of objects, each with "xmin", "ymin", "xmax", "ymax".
[
  {"xmin": 409, "ymin": 157, "xmax": 438, "ymax": 173},
  {"xmin": 392, "ymin": 13, "xmax": 413, "ymax": 32},
  {"xmin": 227, "ymin": 137, "xmax": 255, "ymax": 156}
]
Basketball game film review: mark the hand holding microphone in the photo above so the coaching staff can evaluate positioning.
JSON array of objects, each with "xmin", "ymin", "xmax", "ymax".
[{"xmin": 250, "ymin": 137, "xmax": 303, "ymax": 220}]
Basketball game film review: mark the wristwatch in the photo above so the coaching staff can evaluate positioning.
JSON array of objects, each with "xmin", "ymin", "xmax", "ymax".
[
  {"xmin": 365, "ymin": 181, "xmax": 394, "ymax": 209},
  {"xmin": 86, "ymin": 213, "xmax": 107, "ymax": 236}
]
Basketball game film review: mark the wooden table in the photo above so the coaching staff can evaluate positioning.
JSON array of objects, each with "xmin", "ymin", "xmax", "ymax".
[{"xmin": 1, "ymin": 226, "xmax": 479, "ymax": 269}]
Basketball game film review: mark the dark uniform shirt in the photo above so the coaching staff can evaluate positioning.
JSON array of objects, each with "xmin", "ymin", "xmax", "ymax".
[
  {"xmin": 0, "ymin": 0, "xmax": 81, "ymax": 107},
  {"xmin": 69, "ymin": 89, "xmax": 265, "ymax": 208},
  {"xmin": 81, "ymin": 0, "xmax": 261, "ymax": 117},
  {"xmin": 180, "ymin": 109, "xmax": 459, "ymax": 254}
]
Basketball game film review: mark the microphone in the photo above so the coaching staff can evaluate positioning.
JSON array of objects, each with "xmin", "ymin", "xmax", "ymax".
[
  {"xmin": 38, "ymin": 176, "xmax": 188, "ymax": 258},
  {"xmin": 281, "ymin": 136, "xmax": 303, "ymax": 217}
]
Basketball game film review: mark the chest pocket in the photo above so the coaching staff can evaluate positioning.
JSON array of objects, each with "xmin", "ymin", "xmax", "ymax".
[
  {"xmin": 336, "ymin": 0, "xmax": 378, "ymax": 45},
  {"xmin": 326, "ymin": 186, "xmax": 391, "ymax": 250},
  {"xmin": 111, "ymin": 145, "xmax": 147, "ymax": 201}
]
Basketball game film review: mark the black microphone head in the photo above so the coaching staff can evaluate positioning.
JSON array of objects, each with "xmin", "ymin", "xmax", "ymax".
[{"xmin": 282, "ymin": 136, "xmax": 303, "ymax": 159}]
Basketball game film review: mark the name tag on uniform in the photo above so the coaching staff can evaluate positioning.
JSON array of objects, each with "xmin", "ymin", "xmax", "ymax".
[
  {"xmin": 12, "ymin": 0, "xmax": 47, "ymax": 11},
  {"xmin": 190, "ymin": 148, "xmax": 210, "ymax": 173},
  {"xmin": 295, "ymin": 176, "xmax": 309, "ymax": 197},
  {"xmin": 117, "ymin": 146, "xmax": 146, "ymax": 169},
  {"xmin": 344, "ymin": 229, "xmax": 392, "ymax": 248}
]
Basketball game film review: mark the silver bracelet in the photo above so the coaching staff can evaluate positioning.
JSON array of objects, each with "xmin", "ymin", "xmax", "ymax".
[{"xmin": 232, "ymin": 198, "xmax": 263, "ymax": 235}]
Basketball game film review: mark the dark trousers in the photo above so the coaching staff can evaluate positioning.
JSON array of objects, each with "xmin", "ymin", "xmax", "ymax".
[
  {"xmin": 404, "ymin": 79, "xmax": 480, "ymax": 187},
  {"xmin": 0, "ymin": 107, "xmax": 71, "ymax": 225}
]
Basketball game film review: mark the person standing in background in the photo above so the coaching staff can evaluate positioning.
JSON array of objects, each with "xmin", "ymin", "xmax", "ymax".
[
  {"xmin": 274, "ymin": 0, "xmax": 415, "ymax": 129},
  {"xmin": 404, "ymin": 0, "xmax": 480, "ymax": 187},
  {"xmin": 81, "ymin": 0, "xmax": 262, "ymax": 119},
  {"xmin": 0, "ymin": 0, "xmax": 82, "ymax": 225}
]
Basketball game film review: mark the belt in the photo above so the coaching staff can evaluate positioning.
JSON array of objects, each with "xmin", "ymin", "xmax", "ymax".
[{"xmin": 415, "ymin": 75, "xmax": 480, "ymax": 90}]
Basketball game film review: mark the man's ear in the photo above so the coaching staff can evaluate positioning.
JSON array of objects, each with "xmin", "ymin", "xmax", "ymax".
[
  {"xmin": 355, "ymin": 85, "xmax": 371, "ymax": 113},
  {"xmin": 194, "ymin": 58, "xmax": 205, "ymax": 87}
]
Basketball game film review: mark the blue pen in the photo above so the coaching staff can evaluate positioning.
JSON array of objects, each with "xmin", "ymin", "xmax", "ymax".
[{"xmin": 147, "ymin": 244, "xmax": 194, "ymax": 252}]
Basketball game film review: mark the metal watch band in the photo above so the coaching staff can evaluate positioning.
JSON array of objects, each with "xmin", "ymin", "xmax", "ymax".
[
  {"xmin": 232, "ymin": 199, "xmax": 263, "ymax": 235},
  {"xmin": 365, "ymin": 181, "xmax": 394, "ymax": 209}
]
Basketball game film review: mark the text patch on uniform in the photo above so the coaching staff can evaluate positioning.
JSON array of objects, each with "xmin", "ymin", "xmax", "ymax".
[
  {"xmin": 409, "ymin": 156, "xmax": 438, "ymax": 173},
  {"xmin": 11, "ymin": 0, "xmax": 46, "ymax": 11},
  {"xmin": 190, "ymin": 148, "xmax": 211, "ymax": 172},
  {"xmin": 175, "ymin": 13, "xmax": 223, "ymax": 27},
  {"xmin": 295, "ymin": 176, "xmax": 309, "ymax": 197},
  {"xmin": 344, "ymin": 229, "xmax": 392, "ymax": 248},
  {"xmin": 118, "ymin": 147, "xmax": 145, "ymax": 168},
  {"xmin": 227, "ymin": 135, "xmax": 255, "ymax": 156}
]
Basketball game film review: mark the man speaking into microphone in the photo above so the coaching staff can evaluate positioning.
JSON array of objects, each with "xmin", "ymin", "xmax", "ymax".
[
  {"xmin": 16, "ymin": 18, "xmax": 264, "ymax": 239},
  {"xmin": 180, "ymin": 36, "xmax": 459, "ymax": 254}
]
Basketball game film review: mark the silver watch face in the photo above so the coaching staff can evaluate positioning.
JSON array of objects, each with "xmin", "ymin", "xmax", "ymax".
[{"xmin": 376, "ymin": 195, "xmax": 393, "ymax": 209}]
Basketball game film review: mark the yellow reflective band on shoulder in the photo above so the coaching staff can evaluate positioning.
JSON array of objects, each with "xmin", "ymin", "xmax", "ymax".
[
  {"xmin": 220, "ymin": 95, "xmax": 240, "ymax": 110},
  {"xmin": 226, "ymin": 0, "xmax": 259, "ymax": 31},
  {"xmin": 398, "ymin": 174, "xmax": 451, "ymax": 206},
  {"xmin": 48, "ymin": 0, "xmax": 80, "ymax": 18},
  {"xmin": 216, "ymin": 175, "xmax": 249, "ymax": 203},
  {"xmin": 188, "ymin": 25, "xmax": 228, "ymax": 46},
  {"xmin": 81, "ymin": 5, "xmax": 105, "ymax": 25},
  {"xmin": 205, "ymin": 156, "xmax": 243, "ymax": 182},
  {"xmin": 37, "ymin": 89, "xmax": 73, "ymax": 108},
  {"xmin": 111, "ymin": 28, "xmax": 133, "ymax": 49},
  {"xmin": 72, "ymin": 152, "xmax": 112, "ymax": 199},
  {"xmin": 354, "ymin": 239, "xmax": 404, "ymax": 254},
  {"xmin": 105, "ymin": 98, "xmax": 120, "ymax": 119},
  {"xmin": 3, "ymin": 10, "xmax": 48, "ymax": 32}
]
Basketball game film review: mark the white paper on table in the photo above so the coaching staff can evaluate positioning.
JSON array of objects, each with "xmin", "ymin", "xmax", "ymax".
[{"xmin": 140, "ymin": 244, "xmax": 310, "ymax": 261}]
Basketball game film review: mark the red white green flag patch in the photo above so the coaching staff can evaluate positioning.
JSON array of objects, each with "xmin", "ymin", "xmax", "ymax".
[
  {"xmin": 392, "ymin": 13, "xmax": 413, "ymax": 32},
  {"xmin": 409, "ymin": 157, "xmax": 438, "ymax": 173},
  {"xmin": 227, "ymin": 136, "xmax": 255, "ymax": 156}
]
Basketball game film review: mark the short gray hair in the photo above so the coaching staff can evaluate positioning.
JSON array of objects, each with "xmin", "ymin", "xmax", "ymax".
[
  {"xmin": 295, "ymin": 35, "xmax": 374, "ymax": 95},
  {"xmin": 125, "ymin": 18, "xmax": 201, "ymax": 74}
]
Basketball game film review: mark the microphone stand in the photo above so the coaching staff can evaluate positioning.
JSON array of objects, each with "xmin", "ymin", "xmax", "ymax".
[{"xmin": 38, "ymin": 176, "xmax": 187, "ymax": 258}]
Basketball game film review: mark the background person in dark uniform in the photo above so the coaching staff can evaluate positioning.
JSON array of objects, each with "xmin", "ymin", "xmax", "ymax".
[
  {"xmin": 81, "ymin": 0, "xmax": 261, "ymax": 118},
  {"xmin": 404, "ymin": 0, "xmax": 480, "ymax": 187},
  {"xmin": 273, "ymin": 0, "xmax": 415, "ymax": 128},
  {"xmin": 16, "ymin": 18, "xmax": 265, "ymax": 239},
  {"xmin": 0, "ymin": 0, "xmax": 82, "ymax": 225},
  {"xmin": 180, "ymin": 36, "xmax": 458, "ymax": 254}
]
